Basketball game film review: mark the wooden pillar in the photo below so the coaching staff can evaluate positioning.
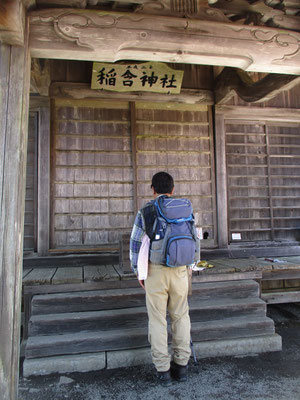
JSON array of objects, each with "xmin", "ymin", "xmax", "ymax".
[
  {"xmin": 215, "ymin": 112, "xmax": 229, "ymax": 248},
  {"xmin": 37, "ymin": 102, "xmax": 51, "ymax": 256},
  {"xmin": 0, "ymin": 37, "xmax": 31, "ymax": 399}
]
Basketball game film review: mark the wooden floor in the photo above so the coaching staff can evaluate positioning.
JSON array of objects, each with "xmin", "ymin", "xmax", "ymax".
[
  {"xmin": 22, "ymin": 264, "xmax": 134, "ymax": 286},
  {"xmin": 22, "ymin": 256, "xmax": 300, "ymax": 287}
]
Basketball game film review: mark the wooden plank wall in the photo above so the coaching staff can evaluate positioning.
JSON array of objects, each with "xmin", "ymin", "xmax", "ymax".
[
  {"xmin": 51, "ymin": 98, "xmax": 216, "ymax": 248},
  {"xmin": 268, "ymin": 123, "xmax": 300, "ymax": 240},
  {"xmin": 23, "ymin": 111, "xmax": 38, "ymax": 252},
  {"xmin": 226, "ymin": 120, "xmax": 271, "ymax": 242},
  {"xmin": 48, "ymin": 60, "xmax": 215, "ymax": 248},
  {"xmin": 226, "ymin": 119, "xmax": 300, "ymax": 242},
  {"xmin": 135, "ymin": 102, "xmax": 216, "ymax": 242},
  {"xmin": 51, "ymin": 98, "xmax": 133, "ymax": 248}
]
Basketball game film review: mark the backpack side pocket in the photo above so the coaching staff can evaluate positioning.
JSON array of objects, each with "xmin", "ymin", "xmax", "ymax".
[{"xmin": 166, "ymin": 236, "xmax": 196, "ymax": 267}]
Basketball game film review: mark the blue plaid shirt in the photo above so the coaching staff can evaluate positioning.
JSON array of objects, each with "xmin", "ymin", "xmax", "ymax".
[{"xmin": 129, "ymin": 210, "xmax": 147, "ymax": 275}]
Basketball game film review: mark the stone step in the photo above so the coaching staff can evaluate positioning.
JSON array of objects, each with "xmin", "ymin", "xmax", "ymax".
[
  {"xmin": 28, "ymin": 298, "xmax": 266, "ymax": 336},
  {"xmin": 30, "ymin": 279, "xmax": 259, "ymax": 316},
  {"xmin": 23, "ymin": 333, "xmax": 282, "ymax": 377},
  {"xmin": 25, "ymin": 316, "xmax": 275, "ymax": 359}
]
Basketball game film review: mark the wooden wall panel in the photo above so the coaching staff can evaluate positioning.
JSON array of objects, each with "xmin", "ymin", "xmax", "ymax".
[
  {"xmin": 225, "ymin": 117, "xmax": 300, "ymax": 243},
  {"xmin": 135, "ymin": 102, "xmax": 216, "ymax": 244},
  {"xmin": 51, "ymin": 97, "xmax": 216, "ymax": 249},
  {"xmin": 51, "ymin": 99, "xmax": 133, "ymax": 248},
  {"xmin": 226, "ymin": 121, "xmax": 272, "ymax": 242},
  {"xmin": 268, "ymin": 124, "xmax": 300, "ymax": 240}
]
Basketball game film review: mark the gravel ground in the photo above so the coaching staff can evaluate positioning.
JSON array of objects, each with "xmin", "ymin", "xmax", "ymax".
[{"xmin": 18, "ymin": 308, "xmax": 300, "ymax": 400}]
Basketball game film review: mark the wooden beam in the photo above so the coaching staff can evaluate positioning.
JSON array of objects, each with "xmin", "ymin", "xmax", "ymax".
[
  {"xmin": 272, "ymin": 15, "xmax": 300, "ymax": 33},
  {"xmin": 210, "ymin": 0, "xmax": 279, "ymax": 16},
  {"xmin": 29, "ymin": 8, "xmax": 300, "ymax": 75},
  {"xmin": 0, "ymin": 30, "xmax": 31, "ymax": 400},
  {"xmin": 192, "ymin": 271, "xmax": 262, "ymax": 283},
  {"xmin": 215, "ymin": 67, "xmax": 300, "ymax": 104},
  {"xmin": 50, "ymin": 82, "xmax": 214, "ymax": 104},
  {"xmin": 215, "ymin": 106, "xmax": 300, "ymax": 122},
  {"xmin": 0, "ymin": 0, "xmax": 24, "ymax": 46},
  {"xmin": 135, "ymin": 1, "xmax": 230, "ymax": 23},
  {"xmin": 263, "ymin": 269, "xmax": 300, "ymax": 281},
  {"xmin": 261, "ymin": 291, "xmax": 300, "ymax": 305},
  {"xmin": 37, "ymin": 0, "xmax": 88, "ymax": 8}
]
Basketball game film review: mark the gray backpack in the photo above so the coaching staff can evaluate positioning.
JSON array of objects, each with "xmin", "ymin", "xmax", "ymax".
[{"xmin": 149, "ymin": 196, "xmax": 200, "ymax": 267}]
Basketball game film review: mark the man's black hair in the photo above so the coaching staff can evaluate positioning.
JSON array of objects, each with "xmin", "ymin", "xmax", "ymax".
[{"xmin": 151, "ymin": 171, "xmax": 174, "ymax": 194}]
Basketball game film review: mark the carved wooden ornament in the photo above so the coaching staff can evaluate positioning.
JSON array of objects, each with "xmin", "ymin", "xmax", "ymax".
[{"xmin": 29, "ymin": 9, "xmax": 300, "ymax": 75}]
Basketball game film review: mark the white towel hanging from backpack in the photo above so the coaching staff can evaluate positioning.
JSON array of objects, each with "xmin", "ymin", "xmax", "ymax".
[{"xmin": 137, "ymin": 234, "xmax": 150, "ymax": 280}]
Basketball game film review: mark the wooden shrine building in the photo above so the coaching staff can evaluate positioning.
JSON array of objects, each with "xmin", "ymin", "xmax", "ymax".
[{"xmin": 1, "ymin": 0, "xmax": 300, "ymax": 398}]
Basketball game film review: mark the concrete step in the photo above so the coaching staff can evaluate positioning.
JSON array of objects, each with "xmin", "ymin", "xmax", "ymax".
[
  {"xmin": 30, "ymin": 279, "xmax": 260, "ymax": 316},
  {"xmin": 23, "ymin": 333, "xmax": 282, "ymax": 377},
  {"xmin": 28, "ymin": 298, "xmax": 266, "ymax": 336},
  {"xmin": 25, "ymin": 316, "xmax": 275, "ymax": 359}
]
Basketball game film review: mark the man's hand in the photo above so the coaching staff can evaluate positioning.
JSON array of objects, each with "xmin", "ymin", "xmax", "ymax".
[{"xmin": 138, "ymin": 279, "xmax": 145, "ymax": 290}]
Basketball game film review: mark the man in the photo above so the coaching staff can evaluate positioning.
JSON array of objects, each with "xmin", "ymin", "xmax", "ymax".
[{"xmin": 130, "ymin": 171, "xmax": 191, "ymax": 386}]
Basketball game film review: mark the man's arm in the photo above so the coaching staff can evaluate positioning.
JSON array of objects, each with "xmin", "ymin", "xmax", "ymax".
[{"xmin": 129, "ymin": 210, "xmax": 146, "ymax": 276}]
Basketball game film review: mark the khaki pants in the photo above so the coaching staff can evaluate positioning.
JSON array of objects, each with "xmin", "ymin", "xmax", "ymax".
[{"xmin": 144, "ymin": 263, "xmax": 191, "ymax": 372}]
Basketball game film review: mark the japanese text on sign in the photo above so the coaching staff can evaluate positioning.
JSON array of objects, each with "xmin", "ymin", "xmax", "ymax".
[{"xmin": 91, "ymin": 62, "xmax": 184, "ymax": 94}]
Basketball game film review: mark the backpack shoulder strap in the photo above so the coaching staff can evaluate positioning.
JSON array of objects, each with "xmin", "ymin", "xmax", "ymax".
[{"xmin": 141, "ymin": 201, "xmax": 158, "ymax": 241}]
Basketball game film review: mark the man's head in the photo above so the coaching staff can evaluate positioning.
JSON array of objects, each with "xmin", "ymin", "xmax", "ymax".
[{"xmin": 151, "ymin": 171, "xmax": 174, "ymax": 196}]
